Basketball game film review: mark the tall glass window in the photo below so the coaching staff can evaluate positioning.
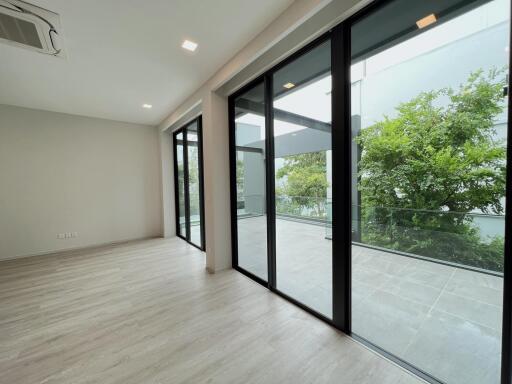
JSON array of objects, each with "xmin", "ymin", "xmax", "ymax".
[
  {"xmin": 273, "ymin": 40, "xmax": 332, "ymax": 317},
  {"xmin": 233, "ymin": 82, "xmax": 268, "ymax": 280},
  {"xmin": 175, "ymin": 132, "xmax": 187, "ymax": 238},
  {"xmin": 350, "ymin": 1, "xmax": 509, "ymax": 383},
  {"xmin": 173, "ymin": 117, "xmax": 205, "ymax": 250},
  {"xmin": 187, "ymin": 122, "xmax": 203, "ymax": 248}
]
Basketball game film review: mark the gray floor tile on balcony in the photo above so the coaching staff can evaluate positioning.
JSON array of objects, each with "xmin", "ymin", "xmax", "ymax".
[
  {"xmin": 404, "ymin": 309, "xmax": 501, "ymax": 384},
  {"xmin": 434, "ymin": 291, "xmax": 502, "ymax": 330},
  {"xmin": 352, "ymin": 265, "xmax": 393, "ymax": 288},
  {"xmin": 352, "ymin": 290, "xmax": 431, "ymax": 354},
  {"xmin": 451, "ymin": 268, "xmax": 503, "ymax": 290},
  {"xmin": 379, "ymin": 276, "xmax": 442, "ymax": 307},
  {"xmin": 235, "ymin": 216, "xmax": 503, "ymax": 384},
  {"xmin": 444, "ymin": 278, "xmax": 503, "ymax": 307},
  {"xmin": 400, "ymin": 264, "xmax": 454, "ymax": 289},
  {"xmin": 351, "ymin": 280, "xmax": 379, "ymax": 302}
]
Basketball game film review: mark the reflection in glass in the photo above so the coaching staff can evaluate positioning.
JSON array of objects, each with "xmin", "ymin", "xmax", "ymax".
[
  {"xmin": 273, "ymin": 40, "xmax": 332, "ymax": 317},
  {"xmin": 174, "ymin": 119, "xmax": 205, "ymax": 249},
  {"xmin": 176, "ymin": 132, "xmax": 187, "ymax": 237},
  {"xmin": 234, "ymin": 82, "xmax": 268, "ymax": 280},
  {"xmin": 187, "ymin": 123, "xmax": 203, "ymax": 248},
  {"xmin": 350, "ymin": 1, "xmax": 509, "ymax": 383}
]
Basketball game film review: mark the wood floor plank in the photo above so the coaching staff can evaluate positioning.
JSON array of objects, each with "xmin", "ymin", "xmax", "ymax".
[{"xmin": 0, "ymin": 238, "xmax": 423, "ymax": 384}]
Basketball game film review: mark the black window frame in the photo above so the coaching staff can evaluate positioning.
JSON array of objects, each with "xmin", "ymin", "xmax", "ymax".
[
  {"xmin": 229, "ymin": 32, "xmax": 341, "ymax": 325},
  {"xmin": 173, "ymin": 116, "xmax": 206, "ymax": 251},
  {"xmin": 228, "ymin": 0, "xmax": 512, "ymax": 383},
  {"xmin": 229, "ymin": 78, "xmax": 270, "ymax": 285}
]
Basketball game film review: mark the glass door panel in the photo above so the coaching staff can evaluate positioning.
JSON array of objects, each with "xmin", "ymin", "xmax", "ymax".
[
  {"xmin": 187, "ymin": 122, "xmax": 203, "ymax": 248},
  {"xmin": 173, "ymin": 117, "xmax": 205, "ymax": 250},
  {"xmin": 273, "ymin": 40, "xmax": 332, "ymax": 317},
  {"xmin": 350, "ymin": 1, "xmax": 509, "ymax": 383},
  {"xmin": 175, "ymin": 132, "xmax": 187, "ymax": 238},
  {"xmin": 233, "ymin": 81, "xmax": 268, "ymax": 280}
]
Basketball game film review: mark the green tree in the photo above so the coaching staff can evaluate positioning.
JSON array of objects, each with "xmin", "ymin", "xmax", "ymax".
[
  {"xmin": 187, "ymin": 146, "xmax": 200, "ymax": 219},
  {"xmin": 276, "ymin": 151, "xmax": 328, "ymax": 218},
  {"xmin": 356, "ymin": 69, "xmax": 507, "ymax": 271},
  {"xmin": 236, "ymin": 157, "xmax": 245, "ymax": 200}
]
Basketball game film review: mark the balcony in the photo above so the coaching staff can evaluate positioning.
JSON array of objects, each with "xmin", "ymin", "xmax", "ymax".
[{"xmin": 236, "ymin": 199, "xmax": 504, "ymax": 384}]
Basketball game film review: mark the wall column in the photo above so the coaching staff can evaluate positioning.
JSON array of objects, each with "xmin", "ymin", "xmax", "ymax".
[
  {"xmin": 159, "ymin": 130, "xmax": 176, "ymax": 238},
  {"xmin": 202, "ymin": 90, "xmax": 232, "ymax": 273}
]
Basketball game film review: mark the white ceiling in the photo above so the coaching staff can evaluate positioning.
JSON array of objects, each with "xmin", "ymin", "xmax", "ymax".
[{"xmin": 0, "ymin": 0, "xmax": 294, "ymax": 125}]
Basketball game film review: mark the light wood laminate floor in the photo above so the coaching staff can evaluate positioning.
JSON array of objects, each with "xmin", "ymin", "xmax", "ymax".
[{"xmin": 0, "ymin": 238, "xmax": 423, "ymax": 384}]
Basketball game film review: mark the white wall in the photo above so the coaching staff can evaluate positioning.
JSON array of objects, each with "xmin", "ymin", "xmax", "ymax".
[{"xmin": 0, "ymin": 104, "xmax": 162, "ymax": 260}]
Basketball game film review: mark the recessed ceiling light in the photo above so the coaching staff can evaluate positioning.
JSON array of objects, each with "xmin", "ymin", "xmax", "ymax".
[
  {"xmin": 416, "ymin": 14, "xmax": 437, "ymax": 29},
  {"xmin": 283, "ymin": 82, "xmax": 295, "ymax": 89},
  {"xmin": 142, "ymin": 104, "xmax": 152, "ymax": 109},
  {"xmin": 182, "ymin": 40, "xmax": 198, "ymax": 52}
]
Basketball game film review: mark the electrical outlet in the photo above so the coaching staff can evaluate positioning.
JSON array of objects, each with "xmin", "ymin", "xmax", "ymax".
[{"xmin": 57, "ymin": 232, "xmax": 78, "ymax": 239}]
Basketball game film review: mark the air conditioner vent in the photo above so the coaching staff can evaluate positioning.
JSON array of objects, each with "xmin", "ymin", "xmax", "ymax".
[
  {"xmin": 0, "ymin": 0, "xmax": 64, "ymax": 56},
  {"xmin": 0, "ymin": 12, "xmax": 43, "ymax": 49}
]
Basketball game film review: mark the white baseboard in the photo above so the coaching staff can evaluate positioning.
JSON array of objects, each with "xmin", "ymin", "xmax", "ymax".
[{"xmin": 0, "ymin": 236, "xmax": 163, "ymax": 263}]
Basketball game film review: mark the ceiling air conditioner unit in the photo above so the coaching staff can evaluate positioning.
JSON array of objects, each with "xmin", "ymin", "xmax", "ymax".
[{"xmin": 0, "ymin": 0, "xmax": 63, "ymax": 56}]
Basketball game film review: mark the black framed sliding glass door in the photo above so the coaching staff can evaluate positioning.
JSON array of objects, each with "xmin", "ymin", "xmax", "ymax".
[
  {"xmin": 231, "ymin": 81, "xmax": 269, "ymax": 281},
  {"xmin": 272, "ymin": 39, "xmax": 333, "ymax": 317},
  {"xmin": 349, "ymin": 1, "xmax": 509, "ymax": 383},
  {"xmin": 230, "ymin": 38, "xmax": 334, "ymax": 317},
  {"xmin": 229, "ymin": 0, "xmax": 512, "ymax": 383},
  {"xmin": 175, "ymin": 131, "xmax": 187, "ymax": 238},
  {"xmin": 173, "ymin": 116, "xmax": 205, "ymax": 251}
]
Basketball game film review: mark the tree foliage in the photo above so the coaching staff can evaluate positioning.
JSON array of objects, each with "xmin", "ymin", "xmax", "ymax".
[
  {"xmin": 187, "ymin": 147, "xmax": 201, "ymax": 217},
  {"xmin": 276, "ymin": 151, "xmax": 328, "ymax": 217},
  {"xmin": 356, "ymin": 69, "xmax": 507, "ymax": 271},
  {"xmin": 236, "ymin": 158, "xmax": 245, "ymax": 199}
]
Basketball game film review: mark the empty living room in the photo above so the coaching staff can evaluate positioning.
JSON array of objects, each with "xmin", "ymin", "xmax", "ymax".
[{"xmin": 1, "ymin": 0, "xmax": 512, "ymax": 383}]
